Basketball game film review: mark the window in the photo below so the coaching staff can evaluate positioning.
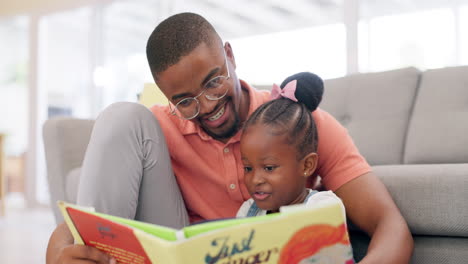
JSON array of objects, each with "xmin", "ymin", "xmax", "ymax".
[
  {"xmin": 359, "ymin": 8, "xmax": 456, "ymax": 72},
  {"xmin": 174, "ymin": 0, "xmax": 346, "ymax": 85},
  {"xmin": 0, "ymin": 17, "xmax": 29, "ymax": 156},
  {"xmin": 231, "ymin": 24, "xmax": 346, "ymax": 85},
  {"xmin": 100, "ymin": 1, "xmax": 158, "ymax": 108},
  {"xmin": 0, "ymin": 16, "xmax": 29, "ymax": 206},
  {"xmin": 39, "ymin": 7, "xmax": 93, "ymax": 118},
  {"xmin": 460, "ymin": 5, "xmax": 468, "ymax": 65}
]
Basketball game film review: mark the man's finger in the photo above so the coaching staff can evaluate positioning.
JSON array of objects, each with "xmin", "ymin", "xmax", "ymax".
[{"xmin": 61, "ymin": 245, "xmax": 115, "ymax": 264}]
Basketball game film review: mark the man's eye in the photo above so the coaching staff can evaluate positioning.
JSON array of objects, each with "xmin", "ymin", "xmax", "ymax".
[
  {"xmin": 244, "ymin": 167, "xmax": 252, "ymax": 173},
  {"xmin": 205, "ymin": 77, "xmax": 222, "ymax": 89},
  {"xmin": 177, "ymin": 99, "xmax": 192, "ymax": 108}
]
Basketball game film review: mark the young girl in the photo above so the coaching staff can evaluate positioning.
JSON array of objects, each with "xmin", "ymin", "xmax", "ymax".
[
  {"xmin": 236, "ymin": 71, "xmax": 340, "ymax": 217},
  {"xmin": 237, "ymin": 72, "xmax": 354, "ymax": 263}
]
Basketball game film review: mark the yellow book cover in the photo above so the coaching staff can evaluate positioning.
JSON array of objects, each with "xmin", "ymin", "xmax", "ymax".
[{"xmin": 58, "ymin": 199, "xmax": 354, "ymax": 264}]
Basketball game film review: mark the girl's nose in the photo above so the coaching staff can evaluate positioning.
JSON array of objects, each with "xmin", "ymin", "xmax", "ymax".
[{"xmin": 252, "ymin": 172, "xmax": 266, "ymax": 185}]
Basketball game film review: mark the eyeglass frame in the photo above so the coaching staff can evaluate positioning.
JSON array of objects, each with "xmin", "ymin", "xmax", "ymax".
[{"xmin": 168, "ymin": 50, "xmax": 231, "ymax": 120}]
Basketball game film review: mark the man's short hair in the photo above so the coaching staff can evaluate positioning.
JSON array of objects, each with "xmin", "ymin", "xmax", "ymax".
[{"xmin": 146, "ymin": 12, "xmax": 220, "ymax": 79}]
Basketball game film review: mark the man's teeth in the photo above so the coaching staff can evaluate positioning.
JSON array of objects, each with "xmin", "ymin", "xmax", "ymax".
[{"xmin": 208, "ymin": 106, "xmax": 225, "ymax": 121}]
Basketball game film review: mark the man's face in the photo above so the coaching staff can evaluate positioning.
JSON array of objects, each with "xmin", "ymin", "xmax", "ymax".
[{"xmin": 156, "ymin": 42, "xmax": 245, "ymax": 141}]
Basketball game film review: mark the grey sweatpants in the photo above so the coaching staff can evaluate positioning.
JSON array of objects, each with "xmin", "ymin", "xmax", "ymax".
[{"xmin": 77, "ymin": 102, "xmax": 190, "ymax": 229}]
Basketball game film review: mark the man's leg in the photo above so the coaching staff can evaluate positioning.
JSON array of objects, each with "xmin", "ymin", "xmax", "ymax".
[{"xmin": 77, "ymin": 102, "xmax": 189, "ymax": 228}]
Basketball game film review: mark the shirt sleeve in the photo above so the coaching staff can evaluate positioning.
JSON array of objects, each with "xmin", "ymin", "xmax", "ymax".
[
  {"xmin": 305, "ymin": 191, "xmax": 347, "ymax": 219},
  {"xmin": 312, "ymin": 109, "xmax": 372, "ymax": 191},
  {"xmin": 305, "ymin": 190, "xmax": 341, "ymax": 206}
]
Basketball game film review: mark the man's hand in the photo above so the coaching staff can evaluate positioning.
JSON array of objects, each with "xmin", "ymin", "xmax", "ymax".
[
  {"xmin": 46, "ymin": 222, "xmax": 116, "ymax": 264},
  {"xmin": 335, "ymin": 172, "xmax": 414, "ymax": 264}
]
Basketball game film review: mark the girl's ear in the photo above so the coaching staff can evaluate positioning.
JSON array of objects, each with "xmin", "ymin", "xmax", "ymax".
[{"xmin": 302, "ymin": 153, "xmax": 318, "ymax": 177}]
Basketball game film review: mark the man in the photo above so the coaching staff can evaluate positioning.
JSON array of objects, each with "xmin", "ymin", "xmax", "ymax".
[{"xmin": 46, "ymin": 13, "xmax": 413, "ymax": 264}]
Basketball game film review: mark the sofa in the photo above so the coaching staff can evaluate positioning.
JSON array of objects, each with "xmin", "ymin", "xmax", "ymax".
[{"xmin": 43, "ymin": 66, "xmax": 468, "ymax": 263}]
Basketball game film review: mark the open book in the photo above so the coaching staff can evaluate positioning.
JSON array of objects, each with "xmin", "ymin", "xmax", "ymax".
[{"xmin": 58, "ymin": 199, "xmax": 354, "ymax": 264}]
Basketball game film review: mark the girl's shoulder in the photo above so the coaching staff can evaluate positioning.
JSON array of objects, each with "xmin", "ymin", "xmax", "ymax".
[
  {"xmin": 305, "ymin": 189, "xmax": 341, "ymax": 205},
  {"xmin": 236, "ymin": 198, "xmax": 256, "ymax": 218}
]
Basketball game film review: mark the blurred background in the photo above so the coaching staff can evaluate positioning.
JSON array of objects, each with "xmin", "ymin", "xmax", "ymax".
[{"xmin": 1, "ymin": 0, "xmax": 468, "ymax": 262}]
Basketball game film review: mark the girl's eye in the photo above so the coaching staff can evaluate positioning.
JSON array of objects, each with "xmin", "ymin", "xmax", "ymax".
[
  {"xmin": 244, "ymin": 167, "xmax": 252, "ymax": 173},
  {"xmin": 264, "ymin": 166, "xmax": 276, "ymax": 172}
]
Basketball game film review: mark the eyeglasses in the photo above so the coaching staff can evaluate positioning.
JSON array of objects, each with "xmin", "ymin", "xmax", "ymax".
[{"xmin": 169, "ymin": 51, "xmax": 231, "ymax": 120}]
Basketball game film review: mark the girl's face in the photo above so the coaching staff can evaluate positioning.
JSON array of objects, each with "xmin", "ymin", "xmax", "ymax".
[{"xmin": 241, "ymin": 124, "xmax": 317, "ymax": 212}]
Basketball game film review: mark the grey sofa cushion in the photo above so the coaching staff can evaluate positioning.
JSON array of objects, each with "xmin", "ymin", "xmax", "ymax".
[
  {"xmin": 404, "ymin": 66, "xmax": 468, "ymax": 164},
  {"xmin": 373, "ymin": 164, "xmax": 468, "ymax": 237},
  {"xmin": 66, "ymin": 167, "xmax": 81, "ymax": 203},
  {"xmin": 321, "ymin": 67, "xmax": 421, "ymax": 165},
  {"xmin": 43, "ymin": 117, "xmax": 95, "ymax": 224},
  {"xmin": 348, "ymin": 233, "xmax": 468, "ymax": 264},
  {"xmin": 411, "ymin": 236, "xmax": 468, "ymax": 264}
]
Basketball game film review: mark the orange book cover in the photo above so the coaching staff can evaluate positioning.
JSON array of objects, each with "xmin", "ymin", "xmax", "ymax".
[{"xmin": 66, "ymin": 207, "xmax": 152, "ymax": 263}]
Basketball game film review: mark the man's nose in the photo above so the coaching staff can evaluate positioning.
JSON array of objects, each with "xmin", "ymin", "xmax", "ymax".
[{"xmin": 197, "ymin": 96, "xmax": 218, "ymax": 117}]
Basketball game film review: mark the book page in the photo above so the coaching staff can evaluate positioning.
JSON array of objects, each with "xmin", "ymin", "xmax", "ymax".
[
  {"xmin": 175, "ymin": 201, "xmax": 354, "ymax": 264},
  {"xmin": 184, "ymin": 213, "xmax": 278, "ymax": 239},
  {"xmin": 94, "ymin": 212, "xmax": 178, "ymax": 241}
]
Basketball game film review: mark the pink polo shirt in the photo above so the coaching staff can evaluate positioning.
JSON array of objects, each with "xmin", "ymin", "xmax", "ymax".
[{"xmin": 150, "ymin": 80, "xmax": 371, "ymax": 223}]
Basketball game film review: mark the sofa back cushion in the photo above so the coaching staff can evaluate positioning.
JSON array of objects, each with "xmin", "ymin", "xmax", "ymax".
[
  {"xmin": 43, "ymin": 117, "xmax": 95, "ymax": 223},
  {"xmin": 404, "ymin": 66, "xmax": 468, "ymax": 164},
  {"xmin": 321, "ymin": 67, "xmax": 421, "ymax": 165}
]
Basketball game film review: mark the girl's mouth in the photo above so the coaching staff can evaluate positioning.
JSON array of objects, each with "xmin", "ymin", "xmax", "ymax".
[{"xmin": 253, "ymin": 191, "xmax": 271, "ymax": 201}]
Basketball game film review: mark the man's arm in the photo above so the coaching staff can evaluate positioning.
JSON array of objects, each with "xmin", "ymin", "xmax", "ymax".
[
  {"xmin": 46, "ymin": 222, "xmax": 115, "ymax": 264},
  {"xmin": 335, "ymin": 172, "xmax": 413, "ymax": 264}
]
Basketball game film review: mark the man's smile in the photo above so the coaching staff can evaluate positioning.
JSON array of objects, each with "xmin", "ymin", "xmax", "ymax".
[{"xmin": 200, "ymin": 101, "xmax": 231, "ymax": 129}]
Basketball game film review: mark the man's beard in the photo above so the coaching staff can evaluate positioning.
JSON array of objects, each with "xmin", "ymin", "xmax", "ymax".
[{"xmin": 201, "ymin": 111, "xmax": 241, "ymax": 141}]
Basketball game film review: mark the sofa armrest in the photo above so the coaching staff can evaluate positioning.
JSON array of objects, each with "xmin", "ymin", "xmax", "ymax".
[
  {"xmin": 43, "ymin": 117, "xmax": 94, "ymax": 224},
  {"xmin": 372, "ymin": 164, "xmax": 468, "ymax": 237}
]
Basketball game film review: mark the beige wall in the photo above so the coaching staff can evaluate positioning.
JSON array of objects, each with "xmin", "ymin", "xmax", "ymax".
[{"xmin": 0, "ymin": 0, "xmax": 109, "ymax": 16}]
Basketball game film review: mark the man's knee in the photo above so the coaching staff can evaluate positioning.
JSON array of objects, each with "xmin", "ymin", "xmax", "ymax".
[
  {"xmin": 93, "ymin": 102, "xmax": 162, "ymax": 140},
  {"xmin": 100, "ymin": 102, "xmax": 154, "ymax": 121},
  {"xmin": 98, "ymin": 102, "xmax": 158, "ymax": 126}
]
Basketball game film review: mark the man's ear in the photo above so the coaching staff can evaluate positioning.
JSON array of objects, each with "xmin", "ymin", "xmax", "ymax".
[
  {"xmin": 302, "ymin": 152, "xmax": 318, "ymax": 177},
  {"xmin": 224, "ymin": 42, "xmax": 236, "ymax": 69}
]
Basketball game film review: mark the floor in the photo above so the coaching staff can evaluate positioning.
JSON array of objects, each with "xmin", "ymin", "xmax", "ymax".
[{"xmin": 0, "ymin": 196, "xmax": 56, "ymax": 264}]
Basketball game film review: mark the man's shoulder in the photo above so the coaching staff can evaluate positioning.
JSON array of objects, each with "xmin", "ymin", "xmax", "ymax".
[
  {"xmin": 149, "ymin": 104, "xmax": 191, "ymax": 135},
  {"xmin": 241, "ymin": 80, "xmax": 271, "ymax": 105},
  {"xmin": 149, "ymin": 104, "xmax": 174, "ymax": 124},
  {"xmin": 312, "ymin": 107, "xmax": 333, "ymax": 120},
  {"xmin": 252, "ymin": 88, "xmax": 271, "ymax": 102},
  {"xmin": 311, "ymin": 108, "xmax": 344, "ymax": 133}
]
